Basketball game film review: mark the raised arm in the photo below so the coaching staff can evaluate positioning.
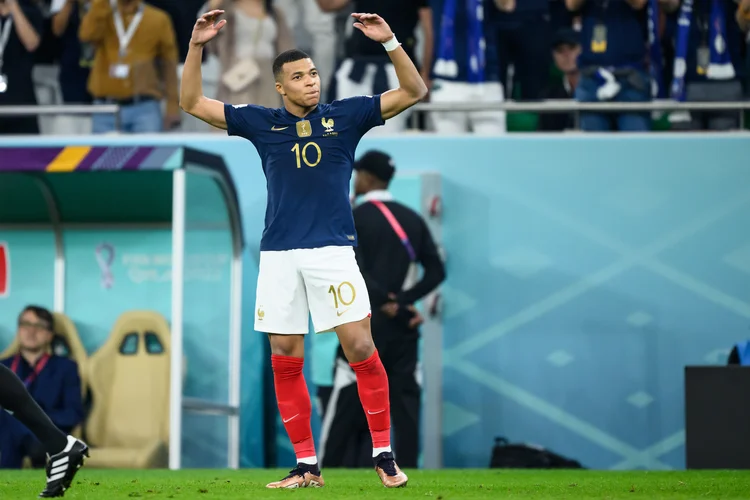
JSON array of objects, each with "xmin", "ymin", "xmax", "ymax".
[
  {"xmin": 179, "ymin": 10, "xmax": 229, "ymax": 129},
  {"xmin": 351, "ymin": 13, "xmax": 428, "ymax": 121}
]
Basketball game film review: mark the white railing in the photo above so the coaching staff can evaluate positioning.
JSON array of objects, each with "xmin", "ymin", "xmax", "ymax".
[
  {"xmin": 0, "ymin": 101, "xmax": 748, "ymax": 131},
  {"xmin": 412, "ymin": 99, "xmax": 750, "ymax": 130}
]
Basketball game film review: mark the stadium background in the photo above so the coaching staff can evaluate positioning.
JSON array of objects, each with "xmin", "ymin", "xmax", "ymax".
[{"xmin": 1, "ymin": 132, "xmax": 748, "ymax": 471}]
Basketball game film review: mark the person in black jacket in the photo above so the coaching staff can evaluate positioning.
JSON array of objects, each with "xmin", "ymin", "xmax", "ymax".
[{"xmin": 319, "ymin": 150, "xmax": 445, "ymax": 469}]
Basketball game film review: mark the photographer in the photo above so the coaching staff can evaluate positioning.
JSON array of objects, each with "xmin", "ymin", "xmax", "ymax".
[{"xmin": 320, "ymin": 150, "xmax": 445, "ymax": 469}]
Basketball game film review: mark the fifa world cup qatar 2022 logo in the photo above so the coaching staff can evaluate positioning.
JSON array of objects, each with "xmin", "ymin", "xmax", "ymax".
[{"xmin": 0, "ymin": 242, "xmax": 8, "ymax": 298}]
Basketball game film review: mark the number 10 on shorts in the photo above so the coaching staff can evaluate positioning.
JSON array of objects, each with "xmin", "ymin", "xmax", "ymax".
[{"xmin": 328, "ymin": 281, "xmax": 356, "ymax": 309}]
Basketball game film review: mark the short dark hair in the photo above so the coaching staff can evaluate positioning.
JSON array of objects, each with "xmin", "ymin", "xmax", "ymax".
[
  {"xmin": 272, "ymin": 49, "xmax": 311, "ymax": 81},
  {"xmin": 18, "ymin": 305, "xmax": 54, "ymax": 331}
]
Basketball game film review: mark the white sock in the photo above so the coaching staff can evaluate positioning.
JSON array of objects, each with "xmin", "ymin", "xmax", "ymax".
[
  {"xmin": 297, "ymin": 455, "xmax": 318, "ymax": 466},
  {"xmin": 372, "ymin": 446, "xmax": 392, "ymax": 458}
]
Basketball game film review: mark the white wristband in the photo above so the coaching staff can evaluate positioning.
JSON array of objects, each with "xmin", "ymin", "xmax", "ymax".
[{"xmin": 382, "ymin": 35, "xmax": 400, "ymax": 52}]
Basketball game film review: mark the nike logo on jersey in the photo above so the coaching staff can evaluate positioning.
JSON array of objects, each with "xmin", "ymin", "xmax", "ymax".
[
  {"xmin": 271, "ymin": 125, "xmax": 289, "ymax": 131},
  {"xmin": 367, "ymin": 409, "xmax": 385, "ymax": 415},
  {"xmin": 283, "ymin": 414, "xmax": 299, "ymax": 423},
  {"xmin": 336, "ymin": 309, "xmax": 350, "ymax": 317}
]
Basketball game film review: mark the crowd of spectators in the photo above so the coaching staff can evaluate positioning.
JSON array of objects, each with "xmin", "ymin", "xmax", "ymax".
[{"xmin": 0, "ymin": 0, "xmax": 748, "ymax": 135}]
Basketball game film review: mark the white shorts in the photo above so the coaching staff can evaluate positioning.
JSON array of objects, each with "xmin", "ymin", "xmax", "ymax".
[{"xmin": 254, "ymin": 246, "xmax": 371, "ymax": 334}]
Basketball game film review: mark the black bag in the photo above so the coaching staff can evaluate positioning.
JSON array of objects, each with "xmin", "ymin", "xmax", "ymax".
[{"xmin": 489, "ymin": 437, "xmax": 585, "ymax": 469}]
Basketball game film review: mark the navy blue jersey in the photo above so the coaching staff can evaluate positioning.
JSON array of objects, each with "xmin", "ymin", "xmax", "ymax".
[{"xmin": 225, "ymin": 95, "xmax": 385, "ymax": 251}]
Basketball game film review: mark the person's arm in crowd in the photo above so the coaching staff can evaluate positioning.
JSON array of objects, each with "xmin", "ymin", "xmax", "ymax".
[
  {"xmin": 738, "ymin": 0, "xmax": 750, "ymax": 32},
  {"xmin": 418, "ymin": 6, "xmax": 434, "ymax": 90},
  {"xmin": 44, "ymin": 364, "xmax": 84, "ymax": 432},
  {"xmin": 79, "ymin": 0, "xmax": 112, "ymax": 44},
  {"xmin": 316, "ymin": 0, "xmax": 350, "ymax": 12},
  {"xmin": 494, "ymin": 0, "xmax": 515, "ymax": 12},
  {"xmin": 7, "ymin": 0, "xmax": 41, "ymax": 52},
  {"xmin": 658, "ymin": 0, "xmax": 680, "ymax": 13},
  {"xmin": 565, "ymin": 0, "xmax": 586, "ymax": 12},
  {"xmin": 159, "ymin": 13, "xmax": 182, "ymax": 129},
  {"xmin": 51, "ymin": 0, "xmax": 74, "ymax": 37},
  {"xmin": 624, "ymin": 0, "xmax": 647, "ymax": 9},
  {"xmin": 396, "ymin": 218, "xmax": 446, "ymax": 306}
]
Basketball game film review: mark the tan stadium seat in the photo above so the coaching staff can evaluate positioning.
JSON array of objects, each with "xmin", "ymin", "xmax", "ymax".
[
  {"xmin": 0, "ymin": 312, "xmax": 89, "ymax": 394},
  {"xmin": 84, "ymin": 311, "xmax": 171, "ymax": 469}
]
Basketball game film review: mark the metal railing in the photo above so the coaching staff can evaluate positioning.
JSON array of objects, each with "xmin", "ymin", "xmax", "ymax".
[
  {"xmin": 0, "ymin": 104, "xmax": 122, "ymax": 132},
  {"xmin": 411, "ymin": 99, "xmax": 750, "ymax": 130},
  {"xmin": 0, "ymin": 100, "xmax": 749, "ymax": 132}
]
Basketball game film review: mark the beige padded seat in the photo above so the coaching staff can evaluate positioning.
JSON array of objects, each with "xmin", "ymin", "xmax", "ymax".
[{"xmin": 84, "ymin": 311, "xmax": 171, "ymax": 469}]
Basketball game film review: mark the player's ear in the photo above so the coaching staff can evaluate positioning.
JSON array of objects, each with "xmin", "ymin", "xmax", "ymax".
[{"xmin": 275, "ymin": 81, "xmax": 285, "ymax": 96}]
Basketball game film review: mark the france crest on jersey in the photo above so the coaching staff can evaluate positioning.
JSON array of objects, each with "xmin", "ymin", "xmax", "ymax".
[{"xmin": 224, "ymin": 95, "xmax": 384, "ymax": 251}]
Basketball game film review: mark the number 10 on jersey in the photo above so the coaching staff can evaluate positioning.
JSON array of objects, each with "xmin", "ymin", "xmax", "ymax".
[{"xmin": 291, "ymin": 142, "xmax": 322, "ymax": 168}]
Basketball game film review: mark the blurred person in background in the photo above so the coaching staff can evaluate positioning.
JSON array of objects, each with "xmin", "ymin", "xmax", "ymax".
[
  {"xmin": 429, "ymin": 0, "xmax": 506, "ymax": 134},
  {"xmin": 0, "ymin": 0, "xmax": 42, "ymax": 135},
  {"xmin": 79, "ymin": 0, "xmax": 180, "ymax": 133},
  {"xmin": 321, "ymin": 151, "xmax": 445, "ymax": 469},
  {"xmin": 539, "ymin": 26, "xmax": 581, "ymax": 131},
  {"xmin": 739, "ymin": 0, "xmax": 750, "ymax": 96},
  {"xmin": 566, "ymin": 0, "xmax": 652, "ymax": 132},
  {"xmin": 317, "ymin": 0, "xmax": 432, "ymax": 134},
  {"xmin": 274, "ymin": 0, "xmax": 336, "ymax": 85},
  {"xmin": 201, "ymin": 0, "xmax": 294, "ymax": 112},
  {"xmin": 0, "ymin": 306, "xmax": 84, "ymax": 470},
  {"xmin": 50, "ymin": 0, "xmax": 94, "ymax": 135},
  {"xmin": 666, "ymin": 0, "xmax": 745, "ymax": 130},
  {"xmin": 489, "ymin": 0, "xmax": 551, "ymax": 101}
]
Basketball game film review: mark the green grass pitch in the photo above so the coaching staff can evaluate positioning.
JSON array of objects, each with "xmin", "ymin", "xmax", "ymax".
[{"xmin": 2, "ymin": 469, "xmax": 748, "ymax": 499}]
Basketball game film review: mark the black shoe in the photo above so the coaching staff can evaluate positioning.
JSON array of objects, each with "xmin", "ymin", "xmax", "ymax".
[
  {"xmin": 39, "ymin": 436, "xmax": 89, "ymax": 498},
  {"xmin": 373, "ymin": 452, "xmax": 408, "ymax": 488}
]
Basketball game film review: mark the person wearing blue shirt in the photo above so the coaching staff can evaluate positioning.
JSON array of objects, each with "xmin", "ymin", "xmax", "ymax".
[
  {"xmin": 181, "ymin": 9, "xmax": 427, "ymax": 489},
  {"xmin": 0, "ymin": 306, "xmax": 84, "ymax": 470},
  {"xmin": 488, "ymin": 0, "xmax": 552, "ymax": 101},
  {"xmin": 429, "ymin": 0, "xmax": 505, "ymax": 134},
  {"xmin": 566, "ymin": 0, "xmax": 652, "ymax": 131},
  {"xmin": 665, "ymin": 0, "xmax": 746, "ymax": 130}
]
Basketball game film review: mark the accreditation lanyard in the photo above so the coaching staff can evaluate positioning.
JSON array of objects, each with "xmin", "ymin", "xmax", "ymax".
[
  {"xmin": 111, "ymin": 0, "xmax": 144, "ymax": 59},
  {"xmin": 0, "ymin": 17, "xmax": 13, "ymax": 73},
  {"xmin": 11, "ymin": 353, "xmax": 51, "ymax": 389}
]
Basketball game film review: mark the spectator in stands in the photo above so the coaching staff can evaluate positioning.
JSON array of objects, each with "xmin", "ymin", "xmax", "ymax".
[
  {"xmin": 275, "ymin": 0, "xmax": 336, "ymax": 85},
  {"xmin": 539, "ymin": 27, "xmax": 581, "ymax": 131},
  {"xmin": 50, "ymin": 0, "xmax": 94, "ymax": 135},
  {"xmin": 317, "ymin": 0, "xmax": 432, "ymax": 135},
  {"xmin": 147, "ymin": 0, "xmax": 206, "ymax": 63},
  {"xmin": 566, "ymin": 0, "xmax": 652, "ymax": 132},
  {"xmin": 201, "ymin": 0, "xmax": 294, "ymax": 111},
  {"xmin": 488, "ymin": 0, "xmax": 551, "ymax": 101},
  {"xmin": 79, "ymin": 0, "xmax": 181, "ymax": 133},
  {"xmin": 740, "ymin": 0, "xmax": 750, "ymax": 96},
  {"xmin": 666, "ymin": 0, "xmax": 745, "ymax": 130},
  {"xmin": 0, "ymin": 306, "xmax": 84, "ymax": 469},
  {"xmin": 0, "ymin": 0, "xmax": 42, "ymax": 135},
  {"xmin": 429, "ymin": 0, "xmax": 505, "ymax": 134}
]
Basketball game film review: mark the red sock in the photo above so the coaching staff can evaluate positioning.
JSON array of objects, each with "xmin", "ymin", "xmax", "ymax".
[
  {"xmin": 350, "ymin": 350, "xmax": 391, "ymax": 449},
  {"xmin": 271, "ymin": 354, "xmax": 316, "ymax": 462}
]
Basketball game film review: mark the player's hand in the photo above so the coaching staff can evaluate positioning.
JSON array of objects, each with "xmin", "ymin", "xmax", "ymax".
[
  {"xmin": 190, "ymin": 10, "xmax": 226, "ymax": 47},
  {"xmin": 381, "ymin": 301, "xmax": 399, "ymax": 318},
  {"xmin": 407, "ymin": 306, "xmax": 424, "ymax": 329},
  {"xmin": 351, "ymin": 13, "xmax": 394, "ymax": 44}
]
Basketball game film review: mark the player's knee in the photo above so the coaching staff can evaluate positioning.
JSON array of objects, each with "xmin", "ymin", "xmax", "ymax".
[
  {"xmin": 342, "ymin": 336, "xmax": 375, "ymax": 363},
  {"xmin": 267, "ymin": 334, "xmax": 305, "ymax": 358}
]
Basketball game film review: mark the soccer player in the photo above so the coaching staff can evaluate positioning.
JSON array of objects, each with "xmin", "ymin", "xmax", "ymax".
[
  {"xmin": 180, "ymin": 9, "xmax": 427, "ymax": 489},
  {"xmin": 0, "ymin": 363, "xmax": 88, "ymax": 497}
]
